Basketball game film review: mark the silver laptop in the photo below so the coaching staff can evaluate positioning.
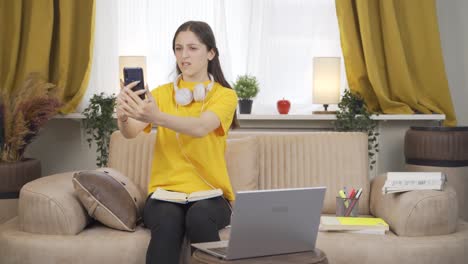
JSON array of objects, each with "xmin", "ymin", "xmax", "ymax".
[{"xmin": 191, "ymin": 187, "xmax": 326, "ymax": 260}]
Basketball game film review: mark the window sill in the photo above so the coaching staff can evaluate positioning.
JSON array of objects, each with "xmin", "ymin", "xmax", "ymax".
[
  {"xmin": 54, "ymin": 113, "xmax": 117, "ymax": 119},
  {"xmin": 236, "ymin": 114, "xmax": 445, "ymax": 129},
  {"xmin": 237, "ymin": 114, "xmax": 445, "ymax": 121},
  {"xmin": 53, "ymin": 113, "xmax": 445, "ymax": 129},
  {"xmin": 55, "ymin": 113, "xmax": 445, "ymax": 120}
]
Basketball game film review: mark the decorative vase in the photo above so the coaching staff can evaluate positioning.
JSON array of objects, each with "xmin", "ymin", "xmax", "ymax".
[
  {"xmin": 0, "ymin": 158, "xmax": 41, "ymax": 198},
  {"xmin": 0, "ymin": 158, "xmax": 41, "ymax": 223},
  {"xmin": 404, "ymin": 126, "xmax": 468, "ymax": 221},
  {"xmin": 238, "ymin": 99, "xmax": 253, "ymax": 114}
]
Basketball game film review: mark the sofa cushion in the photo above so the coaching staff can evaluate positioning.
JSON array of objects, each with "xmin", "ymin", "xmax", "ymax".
[
  {"xmin": 226, "ymin": 136, "xmax": 259, "ymax": 193},
  {"xmin": 370, "ymin": 174, "xmax": 458, "ymax": 236},
  {"xmin": 202, "ymin": 219, "xmax": 468, "ymax": 264},
  {"xmin": 0, "ymin": 218, "xmax": 151, "ymax": 264},
  {"xmin": 229, "ymin": 132, "xmax": 370, "ymax": 215},
  {"xmin": 72, "ymin": 168, "xmax": 145, "ymax": 232},
  {"xmin": 3, "ymin": 217, "xmax": 468, "ymax": 264},
  {"xmin": 18, "ymin": 172, "xmax": 90, "ymax": 235}
]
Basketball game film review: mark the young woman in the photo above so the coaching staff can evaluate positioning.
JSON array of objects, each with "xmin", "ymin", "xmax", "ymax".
[{"xmin": 115, "ymin": 21, "xmax": 238, "ymax": 264}]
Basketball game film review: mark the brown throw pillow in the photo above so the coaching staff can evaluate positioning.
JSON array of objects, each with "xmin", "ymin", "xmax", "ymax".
[
  {"xmin": 72, "ymin": 168, "xmax": 144, "ymax": 231},
  {"xmin": 226, "ymin": 136, "xmax": 259, "ymax": 192}
]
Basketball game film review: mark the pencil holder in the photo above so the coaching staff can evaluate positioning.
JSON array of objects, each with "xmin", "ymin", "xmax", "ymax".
[{"xmin": 336, "ymin": 197, "xmax": 359, "ymax": 217}]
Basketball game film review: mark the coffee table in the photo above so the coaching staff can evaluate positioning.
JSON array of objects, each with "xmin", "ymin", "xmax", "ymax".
[{"xmin": 191, "ymin": 248, "xmax": 328, "ymax": 264}]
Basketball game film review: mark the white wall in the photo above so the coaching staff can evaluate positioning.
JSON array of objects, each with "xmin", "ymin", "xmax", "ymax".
[
  {"xmin": 437, "ymin": 0, "xmax": 468, "ymax": 126},
  {"xmin": 26, "ymin": 120, "xmax": 98, "ymax": 175}
]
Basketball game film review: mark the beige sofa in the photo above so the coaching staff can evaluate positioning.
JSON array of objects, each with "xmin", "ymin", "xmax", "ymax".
[{"xmin": 1, "ymin": 131, "xmax": 467, "ymax": 264}]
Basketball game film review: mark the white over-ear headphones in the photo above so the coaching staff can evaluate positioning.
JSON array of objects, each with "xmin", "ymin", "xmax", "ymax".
[{"xmin": 173, "ymin": 74, "xmax": 215, "ymax": 106}]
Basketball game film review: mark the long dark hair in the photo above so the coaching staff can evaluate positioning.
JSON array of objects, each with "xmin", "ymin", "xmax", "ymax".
[{"xmin": 172, "ymin": 21, "xmax": 238, "ymax": 128}]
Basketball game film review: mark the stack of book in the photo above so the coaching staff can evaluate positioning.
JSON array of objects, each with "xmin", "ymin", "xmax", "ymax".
[
  {"xmin": 319, "ymin": 216, "xmax": 389, "ymax": 235},
  {"xmin": 382, "ymin": 172, "xmax": 446, "ymax": 194}
]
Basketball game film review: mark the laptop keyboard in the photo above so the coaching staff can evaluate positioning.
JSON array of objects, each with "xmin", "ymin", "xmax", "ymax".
[{"xmin": 209, "ymin": 247, "xmax": 228, "ymax": 256}]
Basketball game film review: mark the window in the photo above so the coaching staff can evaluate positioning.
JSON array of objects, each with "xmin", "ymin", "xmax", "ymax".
[{"xmin": 79, "ymin": 0, "xmax": 345, "ymax": 114}]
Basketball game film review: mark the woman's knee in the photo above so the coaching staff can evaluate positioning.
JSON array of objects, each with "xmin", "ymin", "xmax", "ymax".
[
  {"xmin": 185, "ymin": 202, "xmax": 215, "ymax": 231},
  {"xmin": 143, "ymin": 200, "xmax": 185, "ymax": 231},
  {"xmin": 186, "ymin": 198, "xmax": 230, "ymax": 230},
  {"xmin": 185, "ymin": 201, "xmax": 217, "ymax": 233},
  {"xmin": 185, "ymin": 201, "xmax": 226, "ymax": 243}
]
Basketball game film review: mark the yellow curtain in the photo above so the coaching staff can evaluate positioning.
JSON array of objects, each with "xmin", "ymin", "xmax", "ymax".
[
  {"xmin": 336, "ymin": 0, "xmax": 457, "ymax": 126},
  {"xmin": 0, "ymin": 0, "xmax": 95, "ymax": 113}
]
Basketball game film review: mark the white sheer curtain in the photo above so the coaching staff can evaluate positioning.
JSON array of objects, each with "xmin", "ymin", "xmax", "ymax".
[
  {"xmin": 76, "ymin": 0, "xmax": 119, "ymax": 113},
  {"xmin": 118, "ymin": 0, "xmax": 233, "ymax": 88},
  {"xmin": 232, "ymin": 0, "xmax": 345, "ymax": 114},
  {"xmin": 79, "ymin": 0, "xmax": 344, "ymax": 114}
]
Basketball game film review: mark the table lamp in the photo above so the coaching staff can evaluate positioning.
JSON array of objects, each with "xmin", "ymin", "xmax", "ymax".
[
  {"xmin": 119, "ymin": 56, "xmax": 147, "ymax": 83},
  {"xmin": 312, "ymin": 57, "xmax": 341, "ymax": 114}
]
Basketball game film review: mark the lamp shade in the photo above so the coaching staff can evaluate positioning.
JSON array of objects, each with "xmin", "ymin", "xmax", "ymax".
[
  {"xmin": 119, "ymin": 56, "xmax": 147, "ymax": 82},
  {"xmin": 312, "ymin": 57, "xmax": 341, "ymax": 105}
]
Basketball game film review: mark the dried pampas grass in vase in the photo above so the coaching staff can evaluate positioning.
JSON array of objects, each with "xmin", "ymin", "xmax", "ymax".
[{"xmin": 0, "ymin": 73, "xmax": 63, "ymax": 162}]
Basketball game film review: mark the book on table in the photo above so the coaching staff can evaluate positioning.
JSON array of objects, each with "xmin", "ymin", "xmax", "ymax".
[
  {"xmin": 150, "ymin": 188, "xmax": 223, "ymax": 204},
  {"xmin": 338, "ymin": 229, "xmax": 387, "ymax": 235},
  {"xmin": 382, "ymin": 172, "xmax": 446, "ymax": 194},
  {"xmin": 319, "ymin": 216, "xmax": 389, "ymax": 235}
]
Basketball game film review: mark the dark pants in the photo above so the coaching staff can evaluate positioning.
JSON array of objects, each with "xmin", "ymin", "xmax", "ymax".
[{"xmin": 143, "ymin": 196, "xmax": 231, "ymax": 264}]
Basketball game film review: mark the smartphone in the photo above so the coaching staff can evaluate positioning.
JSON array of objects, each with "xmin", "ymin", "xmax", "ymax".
[{"xmin": 123, "ymin": 67, "xmax": 146, "ymax": 100}]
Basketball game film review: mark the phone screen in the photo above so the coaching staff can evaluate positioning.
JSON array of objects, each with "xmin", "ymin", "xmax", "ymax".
[{"xmin": 123, "ymin": 67, "xmax": 146, "ymax": 100}]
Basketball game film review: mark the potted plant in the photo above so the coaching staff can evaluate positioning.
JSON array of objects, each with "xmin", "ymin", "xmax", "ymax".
[
  {"xmin": 82, "ymin": 93, "xmax": 118, "ymax": 167},
  {"xmin": 233, "ymin": 74, "xmax": 260, "ymax": 114},
  {"xmin": 0, "ymin": 73, "xmax": 62, "ymax": 199},
  {"xmin": 333, "ymin": 90, "xmax": 379, "ymax": 170}
]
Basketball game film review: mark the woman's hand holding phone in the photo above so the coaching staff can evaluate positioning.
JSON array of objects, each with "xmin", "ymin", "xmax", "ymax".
[
  {"xmin": 116, "ymin": 80, "xmax": 130, "ymax": 122},
  {"xmin": 116, "ymin": 79, "xmax": 161, "ymax": 124}
]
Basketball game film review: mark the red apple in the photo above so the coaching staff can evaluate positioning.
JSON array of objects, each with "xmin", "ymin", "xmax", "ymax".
[{"xmin": 277, "ymin": 98, "xmax": 291, "ymax": 114}]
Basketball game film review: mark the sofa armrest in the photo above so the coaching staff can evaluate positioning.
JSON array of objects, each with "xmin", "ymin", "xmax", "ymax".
[
  {"xmin": 370, "ymin": 174, "xmax": 458, "ymax": 237},
  {"xmin": 19, "ymin": 172, "xmax": 90, "ymax": 235}
]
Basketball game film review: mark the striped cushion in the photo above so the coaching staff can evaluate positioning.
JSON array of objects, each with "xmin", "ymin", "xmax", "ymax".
[
  {"xmin": 72, "ymin": 168, "xmax": 145, "ymax": 231},
  {"xmin": 19, "ymin": 172, "xmax": 90, "ymax": 235}
]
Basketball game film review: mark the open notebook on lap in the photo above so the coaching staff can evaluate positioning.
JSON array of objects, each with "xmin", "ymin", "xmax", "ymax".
[{"xmin": 191, "ymin": 187, "xmax": 326, "ymax": 260}]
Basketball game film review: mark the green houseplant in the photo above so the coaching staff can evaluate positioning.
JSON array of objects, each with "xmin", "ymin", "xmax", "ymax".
[
  {"xmin": 333, "ymin": 90, "xmax": 379, "ymax": 170},
  {"xmin": 0, "ymin": 73, "xmax": 62, "ymax": 199},
  {"xmin": 233, "ymin": 74, "xmax": 260, "ymax": 114},
  {"xmin": 82, "ymin": 93, "xmax": 118, "ymax": 167}
]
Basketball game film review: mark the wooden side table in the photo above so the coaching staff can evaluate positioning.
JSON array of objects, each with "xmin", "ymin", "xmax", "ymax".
[{"xmin": 191, "ymin": 248, "xmax": 328, "ymax": 264}]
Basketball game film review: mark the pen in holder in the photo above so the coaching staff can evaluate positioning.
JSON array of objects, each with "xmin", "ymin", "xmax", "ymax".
[{"xmin": 336, "ymin": 197, "xmax": 359, "ymax": 217}]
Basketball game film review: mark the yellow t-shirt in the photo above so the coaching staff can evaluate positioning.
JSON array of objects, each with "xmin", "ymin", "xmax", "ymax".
[{"xmin": 144, "ymin": 79, "xmax": 238, "ymax": 201}]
